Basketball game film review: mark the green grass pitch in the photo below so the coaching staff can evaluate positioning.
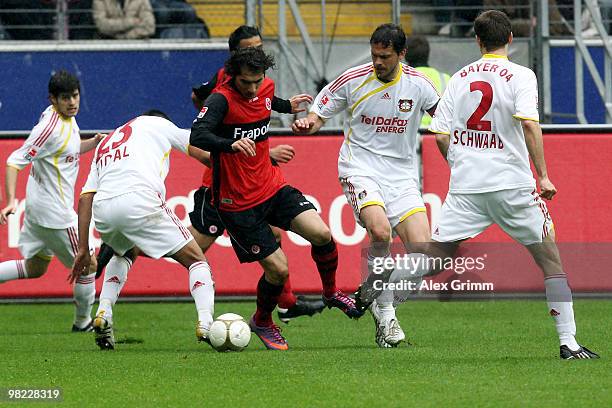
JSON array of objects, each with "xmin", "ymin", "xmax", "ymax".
[{"xmin": 1, "ymin": 300, "xmax": 610, "ymax": 407}]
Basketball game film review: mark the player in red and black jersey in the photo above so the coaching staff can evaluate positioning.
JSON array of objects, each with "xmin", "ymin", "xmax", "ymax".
[
  {"xmin": 190, "ymin": 25, "xmax": 325, "ymax": 323},
  {"xmin": 190, "ymin": 48, "xmax": 362, "ymax": 350}
]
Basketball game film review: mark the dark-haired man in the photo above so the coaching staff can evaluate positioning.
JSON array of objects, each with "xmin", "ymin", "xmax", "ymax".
[
  {"xmin": 405, "ymin": 35, "xmax": 450, "ymax": 128},
  {"xmin": 72, "ymin": 111, "xmax": 215, "ymax": 350},
  {"xmin": 189, "ymin": 25, "xmax": 323, "ymax": 323},
  {"xmin": 429, "ymin": 10, "xmax": 599, "ymax": 359},
  {"xmin": 191, "ymin": 48, "xmax": 360, "ymax": 351},
  {"xmin": 293, "ymin": 24, "xmax": 440, "ymax": 348},
  {"xmin": 0, "ymin": 70, "xmax": 103, "ymax": 332}
]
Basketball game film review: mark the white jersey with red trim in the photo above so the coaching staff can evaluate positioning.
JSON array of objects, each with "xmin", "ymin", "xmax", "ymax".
[
  {"xmin": 429, "ymin": 54, "xmax": 539, "ymax": 193},
  {"xmin": 311, "ymin": 62, "xmax": 439, "ymax": 185},
  {"xmin": 82, "ymin": 115, "xmax": 189, "ymax": 201},
  {"xmin": 7, "ymin": 105, "xmax": 81, "ymax": 228}
]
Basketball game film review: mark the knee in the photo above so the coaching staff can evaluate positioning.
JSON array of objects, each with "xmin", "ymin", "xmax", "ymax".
[
  {"xmin": 368, "ymin": 224, "xmax": 391, "ymax": 243},
  {"xmin": 24, "ymin": 258, "xmax": 49, "ymax": 278},
  {"xmin": 265, "ymin": 260, "xmax": 289, "ymax": 284},
  {"xmin": 310, "ymin": 225, "xmax": 332, "ymax": 247}
]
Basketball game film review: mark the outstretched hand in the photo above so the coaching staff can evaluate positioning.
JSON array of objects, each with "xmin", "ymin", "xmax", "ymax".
[
  {"xmin": 289, "ymin": 94, "xmax": 314, "ymax": 113},
  {"xmin": 69, "ymin": 249, "xmax": 91, "ymax": 284}
]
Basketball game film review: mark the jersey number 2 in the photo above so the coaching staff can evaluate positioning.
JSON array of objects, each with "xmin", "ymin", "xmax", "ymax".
[{"xmin": 467, "ymin": 81, "xmax": 492, "ymax": 131}]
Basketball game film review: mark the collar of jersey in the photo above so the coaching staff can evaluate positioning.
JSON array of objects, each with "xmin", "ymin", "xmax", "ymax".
[
  {"xmin": 482, "ymin": 53, "xmax": 508, "ymax": 59},
  {"xmin": 349, "ymin": 63, "xmax": 402, "ymax": 113}
]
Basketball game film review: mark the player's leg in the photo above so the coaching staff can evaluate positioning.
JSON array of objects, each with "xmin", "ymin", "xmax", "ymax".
[
  {"xmin": 169, "ymin": 239, "xmax": 215, "ymax": 344},
  {"xmin": 277, "ymin": 185, "xmax": 360, "ymax": 319},
  {"xmin": 248, "ymin": 248, "xmax": 291, "ymax": 350},
  {"xmin": 96, "ymin": 243, "xmax": 139, "ymax": 279},
  {"xmin": 0, "ymin": 219, "xmax": 51, "ymax": 282},
  {"xmin": 289, "ymin": 209, "xmax": 360, "ymax": 318},
  {"xmin": 493, "ymin": 188, "xmax": 599, "ymax": 359},
  {"xmin": 46, "ymin": 224, "xmax": 97, "ymax": 332}
]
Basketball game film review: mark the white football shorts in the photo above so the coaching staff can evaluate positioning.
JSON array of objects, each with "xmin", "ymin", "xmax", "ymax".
[
  {"xmin": 340, "ymin": 175, "xmax": 426, "ymax": 229},
  {"xmin": 93, "ymin": 190, "xmax": 193, "ymax": 259},
  {"xmin": 18, "ymin": 218, "xmax": 81, "ymax": 267},
  {"xmin": 432, "ymin": 188, "xmax": 553, "ymax": 245}
]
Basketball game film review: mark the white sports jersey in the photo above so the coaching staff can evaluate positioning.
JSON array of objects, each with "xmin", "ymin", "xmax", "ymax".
[
  {"xmin": 312, "ymin": 62, "xmax": 439, "ymax": 186},
  {"xmin": 7, "ymin": 106, "xmax": 80, "ymax": 229},
  {"xmin": 82, "ymin": 116, "xmax": 189, "ymax": 201},
  {"xmin": 429, "ymin": 54, "xmax": 539, "ymax": 193}
]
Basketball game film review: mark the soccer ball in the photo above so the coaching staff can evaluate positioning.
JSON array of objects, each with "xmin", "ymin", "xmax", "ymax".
[{"xmin": 208, "ymin": 313, "xmax": 251, "ymax": 352}]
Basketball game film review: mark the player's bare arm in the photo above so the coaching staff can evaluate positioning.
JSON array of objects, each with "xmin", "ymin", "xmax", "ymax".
[
  {"xmin": 70, "ymin": 192, "xmax": 95, "ymax": 283},
  {"xmin": 292, "ymin": 112, "xmax": 325, "ymax": 135},
  {"xmin": 80, "ymin": 132, "xmax": 106, "ymax": 154},
  {"xmin": 0, "ymin": 166, "xmax": 19, "ymax": 224},
  {"xmin": 522, "ymin": 119, "xmax": 556, "ymax": 200},
  {"xmin": 187, "ymin": 145, "xmax": 212, "ymax": 167},
  {"xmin": 269, "ymin": 144, "xmax": 295, "ymax": 163},
  {"xmin": 434, "ymin": 133, "xmax": 450, "ymax": 161}
]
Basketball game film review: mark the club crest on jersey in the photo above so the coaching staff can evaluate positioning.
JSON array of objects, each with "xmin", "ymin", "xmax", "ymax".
[
  {"xmin": 358, "ymin": 190, "xmax": 367, "ymax": 200},
  {"xmin": 197, "ymin": 107, "xmax": 208, "ymax": 119},
  {"xmin": 318, "ymin": 93, "xmax": 331, "ymax": 110},
  {"xmin": 24, "ymin": 147, "xmax": 38, "ymax": 160},
  {"xmin": 265, "ymin": 97, "xmax": 272, "ymax": 111},
  {"xmin": 398, "ymin": 99, "xmax": 413, "ymax": 112}
]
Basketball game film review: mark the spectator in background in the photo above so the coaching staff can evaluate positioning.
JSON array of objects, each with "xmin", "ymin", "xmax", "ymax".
[
  {"xmin": 0, "ymin": 0, "xmax": 55, "ymax": 40},
  {"xmin": 405, "ymin": 35, "xmax": 450, "ymax": 128},
  {"xmin": 93, "ymin": 0, "xmax": 155, "ymax": 39},
  {"xmin": 483, "ymin": 0, "xmax": 572, "ymax": 36},
  {"xmin": 150, "ymin": 0, "xmax": 209, "ymax": 38}
]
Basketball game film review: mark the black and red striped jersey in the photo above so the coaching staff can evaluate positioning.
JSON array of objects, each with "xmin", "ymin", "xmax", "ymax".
[{"xmin": 190, "ymin": 77, "xmax": 286, "ymax": 211}]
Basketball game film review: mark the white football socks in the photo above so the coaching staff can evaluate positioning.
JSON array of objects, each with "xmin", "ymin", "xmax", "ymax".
[
  {"xmin": 545, "ymin": 274, "xmax": 579, "ymax": 351},
  {"xmin": 189, "ymin": 261, "xmax": 215, "ymax": 330},
  {"xmin": 73, "ymin": 272, "xmax": 96, "ymax": 328},
  {"xmin": 96, "ymin": 255, "xmax": 132, "ymax": 322},
  {"xmin": 0, "ymin": 259, "xmax": 27, "ymax": 282}
]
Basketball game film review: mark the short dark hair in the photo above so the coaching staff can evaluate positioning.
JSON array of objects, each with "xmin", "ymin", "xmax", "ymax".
[
  {"xmin": 48, "ymin": 70, "xmax": 80, "ymax": 97},
  {"xmin": 370, "ymin": 23, "xmax": 406, "ymax": 55},
  {"xmin": 405, "ymin": 35, "xmax": 430, "ymax": 67},
  {"xmin": 142, "ymin": 109, "xmax": 171, "ymax": 122},
  {"xmin": 474, "ymin": 10, "xmax": 512, "ymax": 52},
  {"xmin": 228, "ymin": 25, "xmax": 261, "ymax": 51},
  {"xmin": 225, "ymin": 47, "xmax": 275, "ymax": 77}
]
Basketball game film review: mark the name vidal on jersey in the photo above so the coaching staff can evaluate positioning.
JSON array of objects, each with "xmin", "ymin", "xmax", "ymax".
[
  {"xmin": 360, "ymin": 115, "xmax": 408, "ymax": 133},
  {"xmin": 453, "ymin": 129, "xmax": 504, "ymax": 150},
  {"xmin": 459, "ymin": 62, "xmax": 514, "ymax": 82},
  {"xmin": 233, "ymin": 123, "xmax": 269, "ymax": 140},
  {"xmin": 96, "ymin": 146, "xmax": 130, "ymax": 168}
]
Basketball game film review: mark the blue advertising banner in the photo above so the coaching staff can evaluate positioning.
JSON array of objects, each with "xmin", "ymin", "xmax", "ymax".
[{"xmin": 0, "ymin": 45, "xmax": 228, "ymax": 130}]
